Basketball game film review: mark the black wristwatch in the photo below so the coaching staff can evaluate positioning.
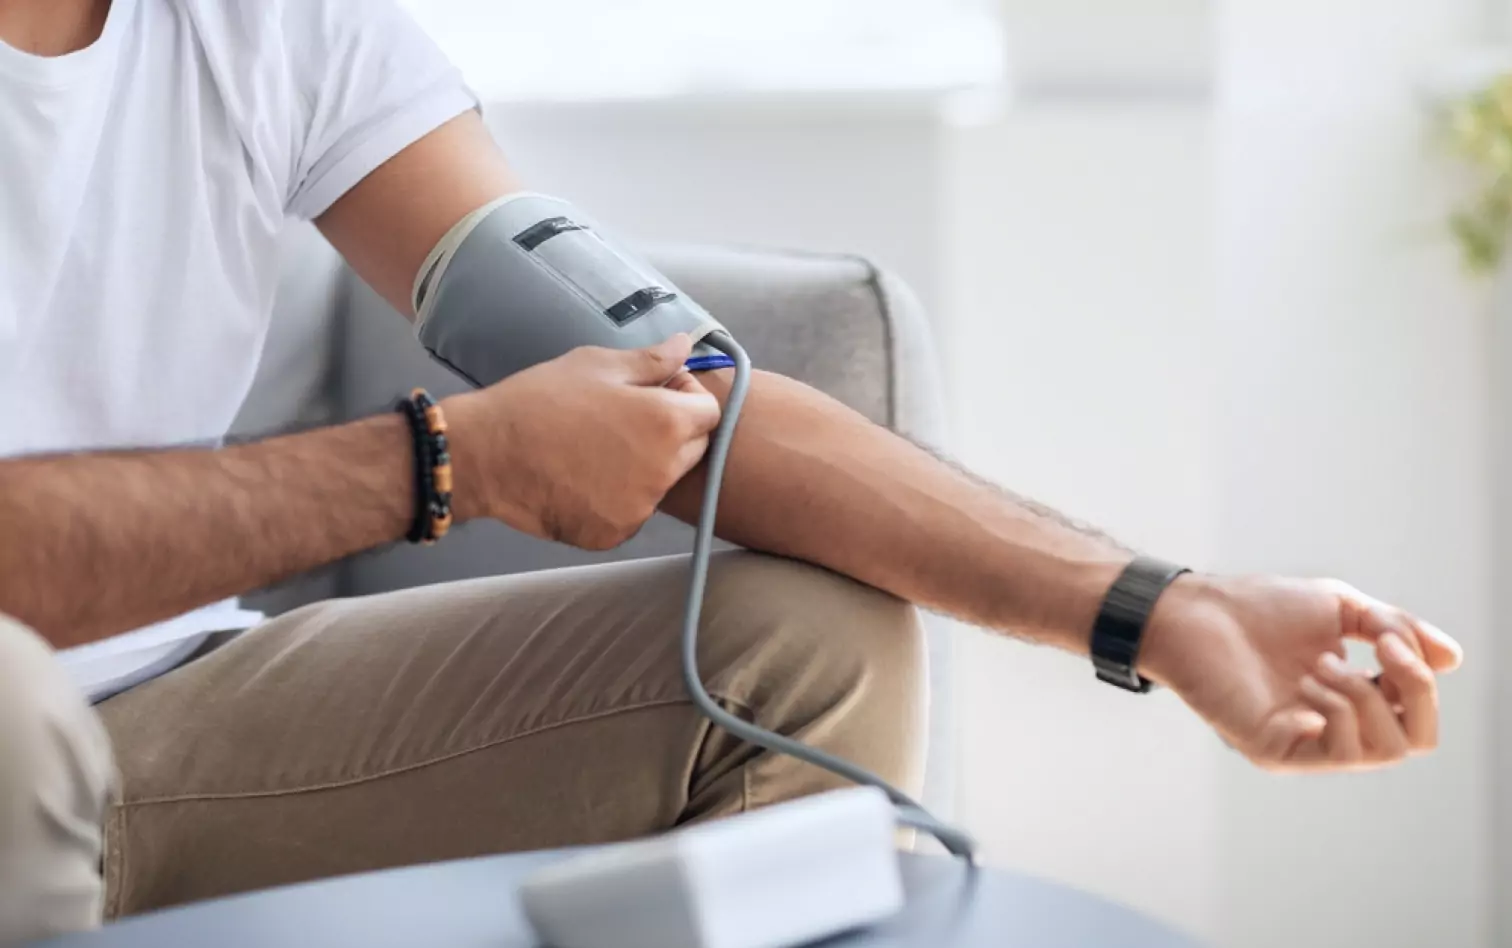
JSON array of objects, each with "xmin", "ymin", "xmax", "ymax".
[{"xmin": 1091, "ymin": 556, "xmax": 1192, "ymax": 693}]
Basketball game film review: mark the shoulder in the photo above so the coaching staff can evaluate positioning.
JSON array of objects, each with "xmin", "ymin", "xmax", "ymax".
[
  {"xmin": 166, "ymin": 0, "xmax": 422, "ymax": 76},
  {"xmin": 161, "ymin": 0, "xmax": 451, "ymax": 137},
  {"xmin": 164, "ymin": 0, "xmax": 472, "ymax": 219},
  {"xmin": 166, "ymin": 0, "xmax": 284, "ymax": 53}
]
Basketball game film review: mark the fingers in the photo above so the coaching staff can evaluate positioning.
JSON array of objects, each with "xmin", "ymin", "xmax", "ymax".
[
  {"xmin": 1298, "ymin": 673, "xmax": 1365, "ymax": 763},
  {"xmin": 616, "ymin": 334, "xmax": 695, "ymax": 385},
  {"xmin": 1292, "ymin": 635, "xmax": 1439, "ymax": 769},
  {"xmin": 1377, "ymin": 632, "xmax": 1439, "ymax": 752},
  {"xmin": 1373, "ymin": 671, "xmax": 1403, "ymax": 708},
  {"xmin": 1411, "ymin": 618, "xmax": 1464, "ymax": 673},
  {"xmin": 1312, "ymin": 652, "xmax": 1408, "ymax": 762},
  {"xmin": 662, "ymin": 381, "xmax": 723, "ymax": 437},
  {"xmin": 1339, "ymin": 588, "xmax": 1463, "ymax": 673},
  {"xmin": 673, "ymin": 436, "xmax": 712, "ymax": 479},
  {"xmin": 1255, "ymin": 707, "xmax": 1327, "ymax": 768},
  {"xmin": 664, "ymin": 369, "xmax": 709, "ymax": 396}
]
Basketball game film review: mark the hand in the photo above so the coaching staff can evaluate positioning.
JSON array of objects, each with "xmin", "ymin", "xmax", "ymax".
[
  {"xmin": 1140, "ymin": 575, "xmax": 1464, "ymax": 772},
  {"xmin": 444, "ymin": 334, "xmax": 722, "ymax": 550}
]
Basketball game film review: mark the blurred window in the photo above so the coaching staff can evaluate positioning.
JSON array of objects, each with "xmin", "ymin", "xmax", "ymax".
[{"xmin": 397, "ymin": 0, "xmax": 1004, "ymax": 101}]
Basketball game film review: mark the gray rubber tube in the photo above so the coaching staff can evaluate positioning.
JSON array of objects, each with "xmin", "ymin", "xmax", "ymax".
[{"xmin": 687, "ymin": 332, "xmax": 977, "ymax": 863}]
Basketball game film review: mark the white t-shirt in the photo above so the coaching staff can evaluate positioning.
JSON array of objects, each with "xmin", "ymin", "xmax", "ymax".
[{"xmin": 0, "ymin": 0, "xmax": 476, "ymax": 701}]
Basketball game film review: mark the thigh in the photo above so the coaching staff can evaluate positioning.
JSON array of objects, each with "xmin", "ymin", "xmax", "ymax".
[{"xmin": 99, "ymin": 551, "xmax": 925, "ymax": 917}]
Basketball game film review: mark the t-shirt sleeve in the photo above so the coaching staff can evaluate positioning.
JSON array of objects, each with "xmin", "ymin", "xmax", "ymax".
[{"xmin": 280, "ymin": 0, "xmax": 479, "ymax": 221}]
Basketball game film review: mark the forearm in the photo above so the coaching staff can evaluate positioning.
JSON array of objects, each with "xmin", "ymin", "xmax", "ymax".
[
  {"xmin": 663, "ymin": 370, "xmax": 1132, "ymax": 651},
  {"xmin": 0, "ymin": 415, "xmax": 414, "ymax": 649}
]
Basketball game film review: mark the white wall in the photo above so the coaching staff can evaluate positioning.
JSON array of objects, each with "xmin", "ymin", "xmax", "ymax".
[
  {"xmin": 943, "ymin": 103, "xmax": 1220, "ymax": 940},
  {"xmin": 1003, "ymin": 0, "xmax": 1209, "ymax": 97},
  {"xmin": 1493, "ymin": 270, "xmax": 1512, "ymax": 948},
  {"xmin": 940, "ymin": 1, "xmax": 1223, "ymax": 939},
  {"xmin": 485, "ymin": 99, "xmax": 950, "ymax": 314},
  {"xmin": 945, "ymin": 2, "xmax": 1499, "ymax": 946},
  {"xmin": 1216, "ymin": 3, "xmax": 1494, "ymax": 947}
]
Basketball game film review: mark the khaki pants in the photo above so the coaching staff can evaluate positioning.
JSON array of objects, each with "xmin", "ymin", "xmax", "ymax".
[{"xmin": 0, "ymin": 552, "xmax": 925, "ymax": 942}]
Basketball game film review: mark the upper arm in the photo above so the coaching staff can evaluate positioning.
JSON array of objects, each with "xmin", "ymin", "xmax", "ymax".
[
  {"xmin": 316, "ymin": 112, "xmax": 521, "ymax": 317},
  {"xmin": 272, "ymin": 0, "xmax": 520, "ymax": 316}
]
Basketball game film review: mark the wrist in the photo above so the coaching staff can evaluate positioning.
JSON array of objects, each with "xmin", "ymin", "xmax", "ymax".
[
  {"xmin": 1063, "ymin": 558, "xmax": 1136, "ymax": 649},
  {"xmin": 1136, "ymin": 571, "xmax": 1228, "ymax": 688},
  {"xmin": 436, "ymin": 391, "xmax": 497, "ymax": 524}
]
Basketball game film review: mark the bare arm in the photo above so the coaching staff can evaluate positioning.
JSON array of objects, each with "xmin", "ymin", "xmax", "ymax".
[
  {"xmin": 315, "ymin": 111, "xmax": 519, "ymax": 318},
  {"xmin": 659, "ymin": 367, "xmax": 1466, "ymax": 772},
  {"xmin": 662, "ymin": 369, "xmax": 1128, "ymax": 655},
  {"xmin": 0, "ymin": 417, "xmax": 414, "ymax": 649}
]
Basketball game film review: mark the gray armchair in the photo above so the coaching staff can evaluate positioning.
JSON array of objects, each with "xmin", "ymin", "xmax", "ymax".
[{"xmin": 240, "ymin": 225, "xmax": 959, "ymax": 818}]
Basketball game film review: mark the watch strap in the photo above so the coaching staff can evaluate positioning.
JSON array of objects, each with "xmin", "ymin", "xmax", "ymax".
[{"xmin": 1091, "ymin": 557, "xmax": 1191, "ymax": 693}]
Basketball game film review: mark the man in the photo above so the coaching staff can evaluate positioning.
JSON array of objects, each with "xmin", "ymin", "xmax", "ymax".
[{"xmin": 0, "ymin": 0, "xmax": 1463, "ymax": 941}]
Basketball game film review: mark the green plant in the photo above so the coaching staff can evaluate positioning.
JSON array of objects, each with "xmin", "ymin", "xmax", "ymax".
[{"xmin": 1446, "ymin": 74, "xmax": 1512, "ymax": 273}]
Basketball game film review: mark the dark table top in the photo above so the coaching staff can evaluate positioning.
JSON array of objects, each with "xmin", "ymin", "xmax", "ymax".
[{"xmin": 39, "ymin": 850, "xmax": 1202, "ymax": 948}]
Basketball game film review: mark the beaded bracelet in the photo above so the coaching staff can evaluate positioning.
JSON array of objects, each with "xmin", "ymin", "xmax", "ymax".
[{"xmin": 397, "ymin": 388, "xmax": 454, "ymax": 545}]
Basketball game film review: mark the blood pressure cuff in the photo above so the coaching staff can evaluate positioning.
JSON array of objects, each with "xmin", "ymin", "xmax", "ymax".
[{"xmin": 413, "ymin": 193, "xmax": 731, "ymax": 389}]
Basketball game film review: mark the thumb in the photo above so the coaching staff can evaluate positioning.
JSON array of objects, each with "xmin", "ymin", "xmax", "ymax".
[{"xmin": 615, "ymin": 334, "xmax": 695, "ymax": 385}]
